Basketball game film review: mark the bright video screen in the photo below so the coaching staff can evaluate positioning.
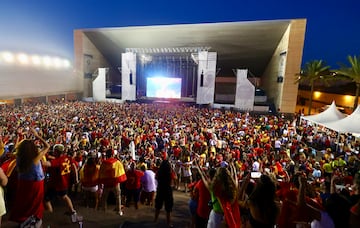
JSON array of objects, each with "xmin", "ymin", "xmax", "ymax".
[{"xmin": 146, "ymin": 77, "xmax": 182, "ymax": 98}]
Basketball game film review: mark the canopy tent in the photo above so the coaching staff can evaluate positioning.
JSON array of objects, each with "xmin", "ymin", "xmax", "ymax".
[
  {"xmin": 323, "ymin": 106, "xmax": 360, "ymax": 134},
  {"xmin": 301, "ymin": 101, "xmax": 346, "ymax": 125}
]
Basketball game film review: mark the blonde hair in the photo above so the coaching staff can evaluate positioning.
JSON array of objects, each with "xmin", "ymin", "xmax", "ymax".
[{"xmin": 213, "ymin": 167, "xmax": 237, "ymax": 203}]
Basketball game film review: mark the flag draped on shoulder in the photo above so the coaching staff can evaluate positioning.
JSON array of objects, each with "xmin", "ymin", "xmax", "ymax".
[
  {"xmin": 218, "ymin": 197, "xmax": 241, "ymax": 228},
  {"xmin": 99, "ymin": 158, "xmax": 127, "ymax": 187}
]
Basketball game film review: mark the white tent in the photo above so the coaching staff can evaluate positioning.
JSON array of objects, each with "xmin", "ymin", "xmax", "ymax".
[
  {"xmin": 301, "ymin": 101, "xmax": 346, "ymax": 125},
  {"xmin": 323, "ymin": 105, "xmax": 360, "ymax": 134}
]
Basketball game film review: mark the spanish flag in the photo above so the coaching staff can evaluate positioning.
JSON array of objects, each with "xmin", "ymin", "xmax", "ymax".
[{"xmin": 99, "ymin": 158, "xmax": 127, "ymax": 187}]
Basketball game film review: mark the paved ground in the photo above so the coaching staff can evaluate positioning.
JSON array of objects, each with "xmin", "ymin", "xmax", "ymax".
[{"xmin": 2, "ymin": 189, "xmax": 192, "ymax": 228}]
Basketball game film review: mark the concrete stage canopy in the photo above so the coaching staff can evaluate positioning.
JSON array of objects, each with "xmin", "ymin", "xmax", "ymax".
[
  {"xmin": 80, "ymin": 19, "xmax": 293, "ymax": 76},
  {"xmin": 74, "ymin": 19, "xmax": 306, "ymax": 113}
]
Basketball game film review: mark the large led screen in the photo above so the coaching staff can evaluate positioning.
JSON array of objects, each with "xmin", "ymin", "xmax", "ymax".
[{"xmin": 146, "ymin": 77, "xmax": 181, "ymax": 98}]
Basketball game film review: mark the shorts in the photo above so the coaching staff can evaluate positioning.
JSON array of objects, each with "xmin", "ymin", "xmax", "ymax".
[
  {"xmin": 155, "ymin": 189, "xmax": 173, "ymax": 212},
  {"xmin": 182, "ymin": 176, "xmax": 192, "ymax": 184},
  {"xmin": 207, "ymin": 210, "xmax": 224, "ymax": 228},
  {"xmin": 45, "ymin": 188, "xmax": 68, "ymax": 202},
  {"xmin": 140, "ymin": 191, "xmax": 155, "ymax": 205},
  {"xmin": 82, "ymin": 185, "xmax": 98, "ymax": 193}
]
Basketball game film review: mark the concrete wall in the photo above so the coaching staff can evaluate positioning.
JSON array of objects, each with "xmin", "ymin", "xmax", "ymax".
[
  {"xmin": 262, "ymin": 19, "xmax": 306, "ymax": 113},
  {"xmin": 74, "ymin": 30, "xmax": 111, "ymax": 98},
  {"xmin": 281, "ymin": 19, "xmax": 306, "ymax": 113}
]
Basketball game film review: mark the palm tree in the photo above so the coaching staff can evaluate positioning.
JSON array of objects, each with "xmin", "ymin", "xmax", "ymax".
[
  {"xmin": 335, "ymin": 55, "xmax": 360, "ymax": 110},
  {"xmin": 295, "ymin": 60, "xmax": 331, "ymax": 115}
]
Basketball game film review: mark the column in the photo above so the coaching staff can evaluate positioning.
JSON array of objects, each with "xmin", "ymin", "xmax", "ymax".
[
  {"xmin": 196, "ymin": 51, "xmax": 217, "ymax": 104},
  {"xmin": 92, "ymin": 68, "xmax": 107, "ymax": 102},
  {"xmin": 234, "ymin": 69, "xmax": 255, "ymax": 111},
  {"xmin": 121, "ymin": 52, "xmax": 137, "ymax": 101}
]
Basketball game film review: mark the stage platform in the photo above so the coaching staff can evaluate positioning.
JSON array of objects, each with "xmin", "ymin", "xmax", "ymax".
[{"xmin": 99, "ymin": 96, "xmax": 273, "ymax": 113}]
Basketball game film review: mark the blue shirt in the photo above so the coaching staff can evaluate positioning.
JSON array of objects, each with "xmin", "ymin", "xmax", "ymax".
[{"xmin": 17, "ymin": 162, "xmax": 45, "ymax": 181}]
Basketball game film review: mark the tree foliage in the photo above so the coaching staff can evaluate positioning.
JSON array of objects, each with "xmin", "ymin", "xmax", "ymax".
[
  {"xmin": 335, "ymin": 55, "xmax": 360, "ymax": 110},
  {"xmin": 296, "ymin": 60, "xmax": 331, "ymax": 114}
]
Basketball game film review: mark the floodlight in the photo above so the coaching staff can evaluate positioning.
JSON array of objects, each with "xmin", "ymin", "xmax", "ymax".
[
  {"xmin": 53, "ymin": 57, "xmax": 62, "ymax": 68},
  {"xmin": 63, "ymin": 59, "xmax": 71, "ymax": 68},
  {"xmin": 42, "ymin": 56, "xmax": 52, "ymax": 67},
  {"xmin": 1, "ymin": 52, "xmax": 15, "ymax": 63},
  {"xmin": 17, "ymin": 53, "xmax": 29, "ymax": 65},
  {"xmin": 31, "ymin": 55, "xmax": 41, "ymax": 65}
]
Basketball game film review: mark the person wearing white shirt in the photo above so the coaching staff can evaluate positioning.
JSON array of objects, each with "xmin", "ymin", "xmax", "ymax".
[
  {"xmin": 129, "ymin": 137, "xmax": 136, "ymax": 161},
  {"xmin": 140, "ymin": 165, "xmax": 157, "ymax": 206},
  {"xmin": 252, "ymin": 160, "xmax": 260, "ymax": 172},
  {"xmin": 274, "ymin": 138, "xmax": 282, "ymax": 154}
]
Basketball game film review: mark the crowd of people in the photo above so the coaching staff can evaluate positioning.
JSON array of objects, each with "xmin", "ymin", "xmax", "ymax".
[{"xmin": 0, "ymin": 101, "xmax": 359, "ymax": 227}]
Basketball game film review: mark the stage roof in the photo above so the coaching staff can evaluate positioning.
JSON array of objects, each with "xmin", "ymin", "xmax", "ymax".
[{"xmin": 80, "ymin": 19, "xmax": 295, "ymax": 76}]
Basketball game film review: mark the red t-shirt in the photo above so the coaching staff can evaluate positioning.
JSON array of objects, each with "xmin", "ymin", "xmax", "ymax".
[
  {"xmin": 173, "ymin": 147, "xmax": 181, "ymax": 157},
  {"xmin": 195, "ymin": 180, "xmax": 211, "ymax": 219},
  {"xmin": 125, "ymin": 169, "xmax": 144, "ymax": 190},
  {"xmin": 50, "ymin": 155, "xmax": 72, "ymax": 191}
]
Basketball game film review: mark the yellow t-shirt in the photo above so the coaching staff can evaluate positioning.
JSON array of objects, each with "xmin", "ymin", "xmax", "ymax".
[{"xmin": 323, "ymin": 163, "xmax": 333, "ymax": 173}]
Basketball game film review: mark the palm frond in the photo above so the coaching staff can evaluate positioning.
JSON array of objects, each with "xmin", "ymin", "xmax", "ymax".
[
  {"xmin": 295, "ymin": 60, "xmax": 332, "ymax": 85},
  {"xmin": 336, "ymin": 55, "xmax": 360, "ymax": 83}
]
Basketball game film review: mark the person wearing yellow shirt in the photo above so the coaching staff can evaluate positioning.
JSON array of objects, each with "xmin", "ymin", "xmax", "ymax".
[
  {"xmin": 323, "ymin": 160, "xmax": 333, "ymax": 181},
  {"xmin": 337, "ymin": 156, "xmax": 347, "ymax": 170}
]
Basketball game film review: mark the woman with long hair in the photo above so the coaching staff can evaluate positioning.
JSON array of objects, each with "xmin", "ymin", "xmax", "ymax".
[
  {"xmin": 240, "ymin": 174, "xmax": 280, "ymax": 228},
  {"xmin": 9, "ymin": 127, "xmax": 50, "ymax": 227},
  {"xmin": 196, "ymin": 161, "xmax": 241, "ymax": 228}
]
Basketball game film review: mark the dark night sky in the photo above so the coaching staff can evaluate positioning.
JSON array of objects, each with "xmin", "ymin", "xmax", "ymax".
[{"xmin": 1, "ymin": 0, "xmax": 359, "ymax": 69}]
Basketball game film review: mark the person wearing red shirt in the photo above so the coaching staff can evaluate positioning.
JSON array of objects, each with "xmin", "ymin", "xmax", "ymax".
[
  {"xmin": 43, "ymin": 144, "xmax": 77, "ymax": 216},
  {"xmin": 0, "ymin": 152, "xmax": 17, "ymax": 210},
  {"xmin": 194, "ymin": 169, "xmax": 214, "ymax": 228},
  {"xmin": 79, "ymin": 154, "xmax": 100, "ymax": 209},
  {"xmin": 173, "ymin": 146, "xmax": 181, "ymax": 159},
  {"xmin": 125, "ymin": 162, "xmax": 144, "ymax": 209}
]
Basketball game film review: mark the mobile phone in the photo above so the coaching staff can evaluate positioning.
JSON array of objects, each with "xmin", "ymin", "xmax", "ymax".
[{"xmin": 251, "ymin": 171, "xmax": 261, "ymax": 179}]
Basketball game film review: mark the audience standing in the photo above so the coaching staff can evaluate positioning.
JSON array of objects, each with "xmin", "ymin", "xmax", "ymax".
[
  {"xmin": 9, "ymin": 128, "xmax": 50, "ymax": 227},
  {"xmin": 154, "ymin": 158, "xmax": 175, "ymax": 227}
]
